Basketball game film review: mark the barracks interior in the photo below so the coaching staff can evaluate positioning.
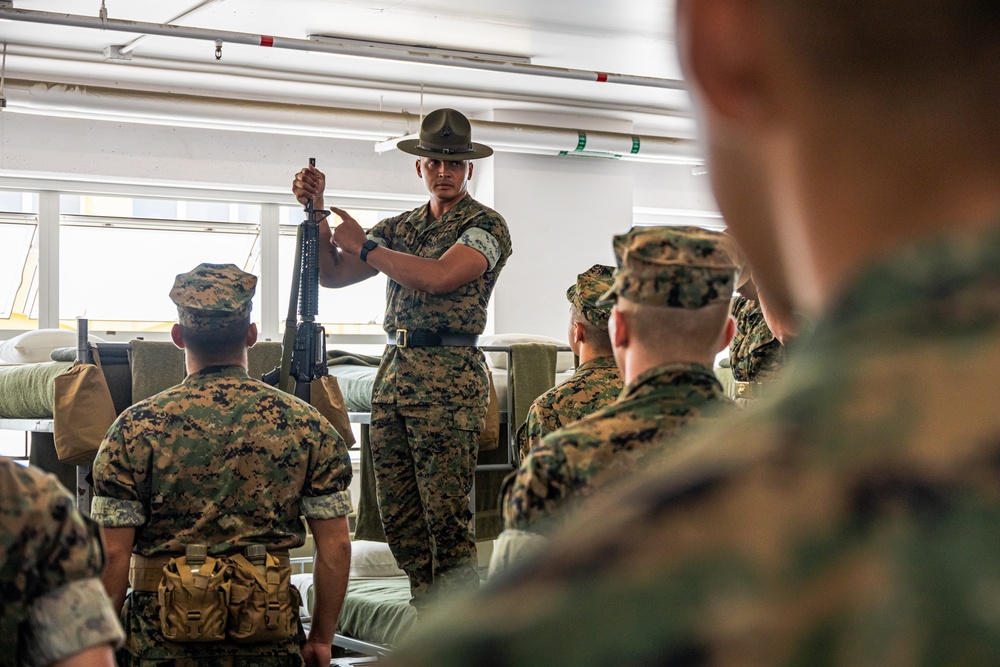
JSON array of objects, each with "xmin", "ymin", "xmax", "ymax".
[{"xmin": 3, "ymin": 2, "xmax": 1000, "ymax": 666}]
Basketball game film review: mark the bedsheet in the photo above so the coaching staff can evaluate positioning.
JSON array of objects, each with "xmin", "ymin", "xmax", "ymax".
[
  {"xmin": 0, "ymin": 362, "xmax": 72, "ymax": 419},
  {"xmin": 298, "ymin": 575, "xmax": 416, "ymax": 648}
]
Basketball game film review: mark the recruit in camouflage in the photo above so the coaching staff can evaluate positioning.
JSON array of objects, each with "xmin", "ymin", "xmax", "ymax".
[
  {"xmin": 391, "ymin": 225, "xmax": 1000, "ymax": 666},
  {"xmin": 515, "ymin": 356, "xmax": 623, "ymax": 461},
  {"xmin": 91, "ymin": 366, "xmax": 352, "ymax": 665},
  {"xmin": 729, "ymin": 295, "xmax": 785, "ymax": 383},
  {"xmin": 566, "ymin": 264, "xmax": 616, "ymax": 330},
  {"xmin": 0, "ymin": 458, "xmax": 123, "ymax": 667},
  {"xmin": 504, "ymin": 362, "xmax": 731, "ymax": 531},
  {"xmin": 366, "ymin": 194, "xmax": 512, "ymax": 601}
]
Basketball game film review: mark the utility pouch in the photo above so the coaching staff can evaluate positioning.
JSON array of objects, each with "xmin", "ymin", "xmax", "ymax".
[
  {"xmin": 157, "ymin": 545, "xmax": 230, "ymax": 643},
  {"xmin": 226, "ymin": 546, "xmax": 299, "ymax": 643}
]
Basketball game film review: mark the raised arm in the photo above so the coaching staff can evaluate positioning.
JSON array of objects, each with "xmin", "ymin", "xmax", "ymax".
[
  {"xmin": 292, "ymin": 165, "xmax": 378, "ymax": 288},
  {"xmin": 329, "ymin": 206, "xmax": 488, "ymax": 295}
]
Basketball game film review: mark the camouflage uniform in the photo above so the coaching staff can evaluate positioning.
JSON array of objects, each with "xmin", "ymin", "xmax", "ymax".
[
  {"xmin": 91, "ymin": 264, "xmax": 352, "ymax": 666},
  {"xmin": 504, "ymin": 362, "xmax": 729, "ymax": 531},
  {"xmin": 367, "ymin": 195, "xmax": 512, "ymax": 601},
  {"xmin": 0, "ymin": 458, "xmax": 123, "ymax": 666},
  {"xmin": 390, "ymin": 227, "xmax": 1000, "ymax": 666},
  {"xmin": 503, "ymin": 228, "xmax": 736, "ymax": 532},
  {"xmin": 729, "ymin": 296, "xmax": 785, "ymax": 402},
  {"xmin": 515, "ymin": 265, "xmax": 622, "ymax": 459}
]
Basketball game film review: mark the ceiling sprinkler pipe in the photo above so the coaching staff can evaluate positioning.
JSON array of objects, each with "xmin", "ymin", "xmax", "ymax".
[{"xmin": 0, "ymin": 7, "xmax": 687, "ymax": 91}]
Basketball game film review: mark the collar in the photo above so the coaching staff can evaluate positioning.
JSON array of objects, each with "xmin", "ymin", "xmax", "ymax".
[
  {"xmin": 574, "ymin": 356, "xmax": 619, "ymax": 374},
  {"xmin": 184, "ymin": 365, "xmax": 249, "ymax": 383},
  {"xmin": 619, "ymin": 362, "xmax": 720, "ymax": 402}
]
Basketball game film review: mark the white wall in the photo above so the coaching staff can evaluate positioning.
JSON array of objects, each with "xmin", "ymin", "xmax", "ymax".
[{"xmin": 0, "ymin": 111, "xmax": 719, "ymax": 338}]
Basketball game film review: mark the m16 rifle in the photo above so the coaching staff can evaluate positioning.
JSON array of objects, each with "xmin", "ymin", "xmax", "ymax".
[{"xmin": 263, "ymin": 157, "xmax": 328, "ymax": 401}]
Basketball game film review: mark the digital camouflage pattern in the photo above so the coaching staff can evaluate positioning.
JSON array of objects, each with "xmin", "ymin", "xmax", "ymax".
[
  {"xmin": 91, "ymin": 366, "xmax": 352, "ymax": 664},
  {"xmin": 371, "ymin": 403, "xmax": 483, "ymax": 601},
  {"xmin": 515, "ymin": 356, "xmax": 623, "ymax": 460},
  {"xmin": 369, "ymin": 195, "xmax": 512, "ymax": 407},
  {"xmin": 391, "ymin": 226, "xmax": 1000, "ymax": 667},
  {"xmin": 601, "ymin": 225, "xmax": 738, "ymax": 309},
  {"xmin": 504, "ymin": 363, "xmax": 730, "ymax": 531},
  {"xmin": 567, "ymin": 264, "xmax": 616, "ymax": 330},
  {"xmin": 730, "ymin": 295, "xmax": 785, "ymax": 383},
  {"xmin": 0, "ymin": 458, "xmax": 123, "ymax": 666},
  {"xmin": 169, "ymin": 263, "xmax": 257, "ymax": 331},
  {"xmin": 365, "ymin": 194, "xmax": 511, "ymax": 602}
]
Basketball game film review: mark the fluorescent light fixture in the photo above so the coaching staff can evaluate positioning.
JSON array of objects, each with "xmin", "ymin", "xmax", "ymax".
[{"xmin": 308, "ymin": 35, "xmax": 532, "ymax": 65}]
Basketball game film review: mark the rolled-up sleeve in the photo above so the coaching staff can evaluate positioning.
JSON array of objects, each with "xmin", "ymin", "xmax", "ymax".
[
  {"xmin": 302, "ymin": 419, "xmax": 354, "ymax": 519},
  {"xmin": 91, "ymin": 413, "xmax": 150, "ymax": 528},
  {"xmin": 23, "ymin": 578, "xmax": 125, "ymax": 667},
  {"xmin": 457, "ymin": 227, "xmax": 502, "ymax": 270}
]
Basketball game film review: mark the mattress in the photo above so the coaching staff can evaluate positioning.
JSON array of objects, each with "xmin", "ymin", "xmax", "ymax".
[
  {"xmin": 0, "ymin": 362, "xmax": 72, "ymax": 419},
  {"xmin": 328, "ymin": 365, "xmax": 574, "ymax": 414},
  {"xmin": 297, "ymin": 574, "xmax": 416, "ymax": 648}
]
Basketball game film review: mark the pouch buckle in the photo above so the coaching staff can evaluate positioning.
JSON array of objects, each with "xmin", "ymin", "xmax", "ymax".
[{"xmin": 395, "ymin": 329, "xmax": 408, "ymax": 348}]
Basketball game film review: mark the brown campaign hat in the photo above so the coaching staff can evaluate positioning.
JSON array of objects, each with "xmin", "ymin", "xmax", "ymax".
[{"xmin": 397, "ymin": 108, "xmax": 494, "ymax": 160}]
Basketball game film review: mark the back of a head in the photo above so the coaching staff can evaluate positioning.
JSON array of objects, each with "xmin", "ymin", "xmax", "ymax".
[
  {"xmin": 170, "ymin": 262, "xmax": 257, "ymax": 363},
  {"xmin": 604, "ymin": 226, "xmax": 737, "ymax": 363},
  {"xmin": 767, "ymin": 1, "xmax": 1000, "ymax": 133}
]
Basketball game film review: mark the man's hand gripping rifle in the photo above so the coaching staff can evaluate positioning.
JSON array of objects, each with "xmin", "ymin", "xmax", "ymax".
[{"xmin": 263, "ymin": 158, "xmax": 328, "ymax": 401}]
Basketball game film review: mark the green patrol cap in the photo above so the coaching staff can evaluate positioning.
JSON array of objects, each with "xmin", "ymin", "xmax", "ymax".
[
  {"xmin": 600, "ymin": 226, "xmax": 737, "ymax": 308},
  {"xmin": 566, "ymin": 264, "xmax": 616, "ymax": 330},
  {"xmin": 169, "ymin": 263, "xmax": 257, "ymax": 331}
]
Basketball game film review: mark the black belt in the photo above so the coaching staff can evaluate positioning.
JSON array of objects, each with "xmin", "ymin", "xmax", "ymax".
[{"xmin": 387, "ymin": 330, "xmax": 480, "ymax": 348}]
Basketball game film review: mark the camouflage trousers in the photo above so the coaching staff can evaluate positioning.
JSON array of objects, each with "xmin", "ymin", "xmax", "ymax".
[
  {"xmin": 117, "ymin": 592, "xmax": 304, "ymax": 666},
  {"xmin": 370, "ymin": 402, "xmax": 483, "ymax": 603}
]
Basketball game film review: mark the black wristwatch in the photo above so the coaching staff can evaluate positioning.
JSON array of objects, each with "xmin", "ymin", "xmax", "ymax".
[{"xmin": 360, "ymin": 239, "xmax": 379, "ymax": 263}]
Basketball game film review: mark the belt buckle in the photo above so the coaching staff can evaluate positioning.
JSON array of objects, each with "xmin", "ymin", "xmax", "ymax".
[
  {"xmin": 734, "ymin": 381, "xmax": 750, "ymax": 398},
  {"xmin": 396, "ymin": 329, "xmax": 408, "ymax": 348}
]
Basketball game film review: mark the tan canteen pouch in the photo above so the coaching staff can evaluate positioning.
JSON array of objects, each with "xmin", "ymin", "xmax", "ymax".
[
  {"xmin": 157, "ymin": 546, "xmax": 230, "ymax": 643},
  {"xmin": 226, "ymin": 546, "xmax": 299, "ymax": 643}
]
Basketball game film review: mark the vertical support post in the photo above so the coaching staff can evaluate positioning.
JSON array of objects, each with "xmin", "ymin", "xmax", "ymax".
[
  {"xmin": 37, "ymin": 191, "xmax": 60, "ymax": 329},
  {"xmin": 260, "ymin": 203, "xmax": 280, "ymax": 342}
]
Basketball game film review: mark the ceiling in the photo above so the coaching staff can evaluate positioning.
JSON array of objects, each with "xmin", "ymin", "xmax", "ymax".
[{"xmin": 0, "ymin": 0, "xmax": 696, "ymax": 138}]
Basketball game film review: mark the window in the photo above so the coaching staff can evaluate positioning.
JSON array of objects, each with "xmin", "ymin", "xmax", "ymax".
[
  {"xmin": 0, "ymin": 193, "xmax": 40, "ymax": 331},
  {"xmin": 277, "ymin": 206, "xmax": 401, "ymax": 335},
  {"xmin": 59, "ymin": 195, "xmax": 261, "ymax": 332}
]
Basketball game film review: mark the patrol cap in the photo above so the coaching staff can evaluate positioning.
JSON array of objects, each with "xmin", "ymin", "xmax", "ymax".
[
  {"xmin": 600, "ymin": 226, "xmax": 737, "ymax": 308},
  {"xmin": 566, "ymin": 264, "xmax": 616, "ymax": 330},
  {"xmin": 169, "ymin": 263, "xmax": 257, "ymax": 331}
]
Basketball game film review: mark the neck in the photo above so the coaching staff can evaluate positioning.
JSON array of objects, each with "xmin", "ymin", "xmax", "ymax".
[
  {"xmin": 428, "ymin": 190, "xmax": 468, "ymax": 220},
  {"xmin": 576, "ymin": 344, "xmax": 610, "ymax": 366},
  {"xmin": 620, "ymin": 346, "xmax": 713, "ymax": 386},
  {"xmin": 184, "ymin": 351, "xmax": 247, "ymax": 375}
]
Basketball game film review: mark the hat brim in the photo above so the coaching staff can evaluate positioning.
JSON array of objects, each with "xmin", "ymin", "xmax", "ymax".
[{"xmin": 397, "ymin": 139, "xmax": 494, "ymax": 160}]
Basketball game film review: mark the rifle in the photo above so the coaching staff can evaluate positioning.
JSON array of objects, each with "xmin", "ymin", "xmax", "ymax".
[{"xmin": 263, "ymin": 157, "xmax": 329, "ymax": 401}]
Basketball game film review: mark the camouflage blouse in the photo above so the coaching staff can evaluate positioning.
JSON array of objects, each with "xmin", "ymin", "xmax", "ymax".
[
  {"xmin": 503, "ymin": 362, "xmax": 730, "ymax": 531},
  {"xmin": 515, "ymin": 356, "xmax": 623, "ymax": 461},
  {"xmin": 0, "ymin": 459, "xmax": 123, "ymax": 666},
  {"xmin": 393, "ymin": 225, "xmax": 1000, "ymax": 667},
  {"xmin": 729, "ymin": 295, "xmax": 785, "ymax": 382},
  {"xmin": 91, "ymin": 366, "xmax": 352, "ymax": 557},
  {"xmin": 368, "ymin": 195, "xmax": 512, "ymax": 407}
]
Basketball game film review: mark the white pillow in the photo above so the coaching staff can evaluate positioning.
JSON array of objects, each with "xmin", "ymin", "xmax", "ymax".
[
  {"xmin": 349, "ymin": 540, "xmax": 406, "ymax": 578},
  {"xmin": 0, "ymin": 329, "xmax": 105, "ymax": 364},
  {"xmin": 479, "ymin": 333, "xmax": 574, "ymax": 372}
]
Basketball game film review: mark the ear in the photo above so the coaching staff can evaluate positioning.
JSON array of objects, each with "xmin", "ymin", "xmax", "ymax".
[
  {"xmin": 570, "ymin": 321, "xmax": 584, "ymax": 347},
  {"xmin": 170, "ymin": 323, "xmax": 185, "ymax": 350},
  {"xmin": 247, "ymin": 322, "xmax": 258, "ymax": 348},
  {"xmin": 678, "ymin": 0, "xmax": 772, "ymax": 124},
  {"xmin": 468, "ymin": 162, "xmax": 474, "ymax": 180},
  {"xmin": 717, "ymin": 315, "xmax": 736, "ymax": 353},
  {"xmin": 415, "ymin": 159, "xmax": 423, "ymax": 178},
  {"xmin": 609, "ymin": 307, "xmax": 629, "ymax": 351}
]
